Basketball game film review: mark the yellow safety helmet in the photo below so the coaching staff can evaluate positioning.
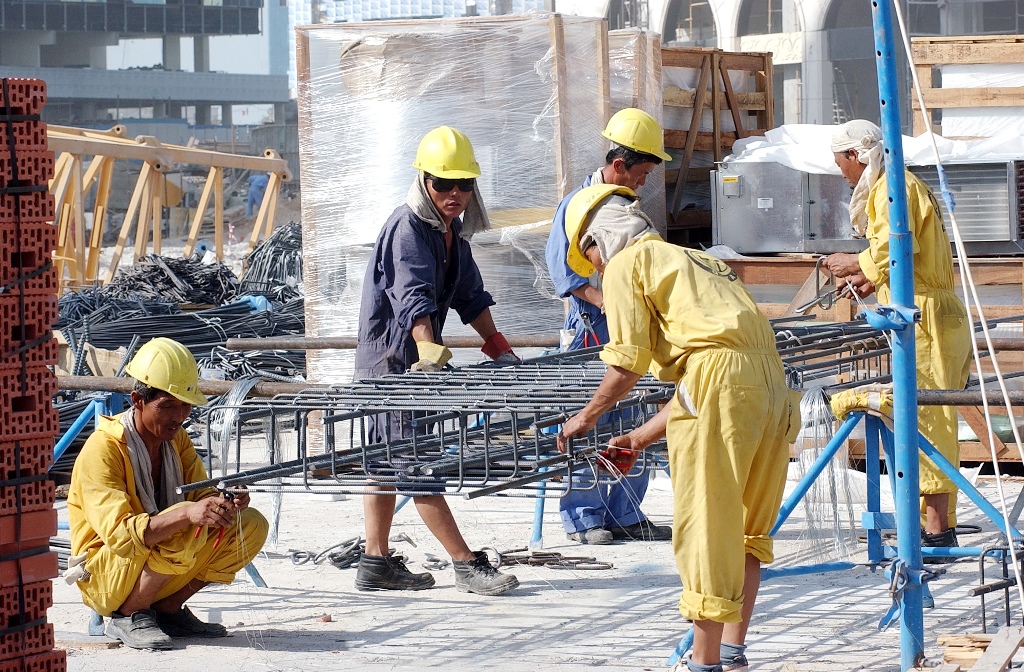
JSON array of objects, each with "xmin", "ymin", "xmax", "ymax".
[
  {"xmin": 564, "ymin": 184, "xmax": 638, "ymax": 277},
  {"xmin": 412, "ymin": 126, "xmax": 481, "ymax": 178},
  {"xmin": 124, "ymin": 337, "xmax": 208, "ymax": 406},
  {"xmin": 602, "ymin": 108, "xmax": 672, "ymax": 162}
]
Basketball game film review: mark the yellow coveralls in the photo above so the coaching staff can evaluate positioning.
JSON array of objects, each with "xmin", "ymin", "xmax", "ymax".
[
  {"xmin": 858, "ymin": 170, "xmax": 972, "ymax": 526},
  {"xmin": 67, "ymin": 414, "xmax": 269, "ymax": 616},
  {"xmin": 600, "ymin": 234, "xmax": 800, "ymax": 623}
]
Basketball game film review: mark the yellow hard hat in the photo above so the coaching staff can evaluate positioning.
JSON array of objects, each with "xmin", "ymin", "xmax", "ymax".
[
  {"xmin": 412, "ymin": 126, "xmax": 481, "ymax": 178},
  {"xmin": 124, "ymin": 337, "xmax": 208, "ymax": 406},
  {"xmin": 564, "ymin": 184, "xmax": 638, "ymax": 277},
  {"xmin": 602, "ymin": 108, "xmax": 672, "ymax": 162}
]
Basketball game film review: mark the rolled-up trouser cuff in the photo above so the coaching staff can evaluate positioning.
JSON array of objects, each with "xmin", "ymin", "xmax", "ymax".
[
  {"xmin": 744, "ymin": 534, "xmax": 774, "ymax": 564},
  {"xmin": 678, "ymin": 589, "xmax": 743, "ymax": 623}
]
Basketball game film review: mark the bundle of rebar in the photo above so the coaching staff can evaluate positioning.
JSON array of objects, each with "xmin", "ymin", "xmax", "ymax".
[
  {"xmin": 239, "ymin": 220, "xmax": 303, "ymax": 303},
  {"xmin": 104, "ymin": 254, "xmax": 240, "ymax": 305}
]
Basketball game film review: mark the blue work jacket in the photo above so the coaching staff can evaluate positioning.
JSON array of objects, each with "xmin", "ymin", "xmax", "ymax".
[
  {"xmin": 355, "ymin": 204, "xmax": 494, "ymax": 377},
  {"xmin": 544, "ymin": 174, "xmax": 609, "ymax": 350}
]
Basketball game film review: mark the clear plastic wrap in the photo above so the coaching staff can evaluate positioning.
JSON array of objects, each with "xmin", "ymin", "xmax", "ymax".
[
  {"xmin": 296, "ymin": 13, "xmax": 612, "ymax": 385},
  {"xmin": 608, "ymin": 28, "xmax": 667, "ymax": 236}
]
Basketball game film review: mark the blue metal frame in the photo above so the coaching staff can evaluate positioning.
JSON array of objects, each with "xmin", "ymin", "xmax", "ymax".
[
  {"xmin": 52, "ymin": 395, "xmax": 117, "ymax": 470},
  {"xmin": 666, "ymin": 411, "xmax": 1023, "ymax": 667}
]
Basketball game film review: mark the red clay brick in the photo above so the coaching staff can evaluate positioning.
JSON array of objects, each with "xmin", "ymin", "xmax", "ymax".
[
  {"xmin": 0, "ymin": 440, "xmax": 52, "ymax": 478},
  {"xmin": 0, "ymin": 622, "xmax": 54, "ymax": 662},
  {"xmin": 0, "ymin": 552, "xmax": 58, "ymax": 589},
  {"xmin": 0, "ymin": 295, "xmax": 56, "ymax": 370},
  {"xmin": 0, "ymin": 80, "xmax": 46, "ymax": 117},
  {"xmin": 0, "ymin": 510, "xmax": 55, "ymax": 548},
  {"xmin": 0, "ymin": 580, "xmax": 52, "ymax": 625},
  {"xmin": 0, "ymin": 224, "xmax": 57, "ymax": 297},
  {"xmin": 0, "ymin": 650, "xmax": 66, "ymax": 672},
  {"xmin": 0, "ymin": 367, "xmax": 58, "ymax": 442},
  {"xmin": 0, "ymin": 480, "xmax": 53, "ymax": 518},
  {"xmin": 0, "ymin": 193, "xmax": 54, "ymax": 226},
  {"xmin": 0, "ymin": 121, "xmax": 46, "ymax": 156},
  {"xmin": 0, "ymin": 153, "xmax": 53, "ymax": 190}
]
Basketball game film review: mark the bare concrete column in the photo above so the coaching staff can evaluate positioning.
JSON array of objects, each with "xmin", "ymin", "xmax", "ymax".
[
  {"xmin": 195, "ymin": 104, "xmax": 213, "ymax": 125},
  {"xmin": 193, "ymin": 35, "xmax": 210, "ymax": 72},
  {"xmin": 163, "ymin": 36, "xmax": 181, "ymax": 71}
]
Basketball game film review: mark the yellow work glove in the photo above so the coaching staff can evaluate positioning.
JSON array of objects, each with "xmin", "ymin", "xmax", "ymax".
[{"xmin": 410, "ymin": 341, "xmax": 453, "ymax": 372}]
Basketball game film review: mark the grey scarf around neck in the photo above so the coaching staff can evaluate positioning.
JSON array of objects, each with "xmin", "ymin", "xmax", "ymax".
[
  {"xmin": 120, "ymin": 408, "xmax": 185, "ymax": 514},
  {"xmin": 405, "ymin": 171, "xmax": 491, "ymax": 239}
]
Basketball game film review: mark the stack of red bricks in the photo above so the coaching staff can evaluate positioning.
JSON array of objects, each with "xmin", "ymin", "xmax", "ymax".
[{"xmin": 0, "ymin": 78, "xmax": 66, "ymax": 672}]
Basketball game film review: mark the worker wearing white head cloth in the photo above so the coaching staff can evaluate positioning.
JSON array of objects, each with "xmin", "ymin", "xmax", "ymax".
[
  {"xmin": 559, "ymin": 184, "xmax": 801, "ymax": 672},
  {"xmin": 823, "ymin": 119, "xmax": 972, "ymax": 553}
]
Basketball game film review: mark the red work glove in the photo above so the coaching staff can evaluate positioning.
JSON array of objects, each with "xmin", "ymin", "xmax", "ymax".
[{"xmin": 481, "ymin": 332, "xmax": 519, "ymax": 362}]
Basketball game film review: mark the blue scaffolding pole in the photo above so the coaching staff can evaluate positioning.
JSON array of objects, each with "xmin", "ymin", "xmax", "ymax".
[{"xmin": 869, "ymin": 1, "xmax": 926, "ymax": 668}]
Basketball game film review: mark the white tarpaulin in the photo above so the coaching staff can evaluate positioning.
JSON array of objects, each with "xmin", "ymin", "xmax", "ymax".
[{"xmin": 726, "ymin": 123, "xmax": 1024, "ymax": 173}]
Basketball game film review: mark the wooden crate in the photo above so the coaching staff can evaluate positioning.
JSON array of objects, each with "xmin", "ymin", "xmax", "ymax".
[
  {"xmin": 911, "ymin": 35, "xmax": 1024, "ymax": 138},
  {"xmin": 660, "ymin": 47, "xmax": 774, "ymax": 233}
]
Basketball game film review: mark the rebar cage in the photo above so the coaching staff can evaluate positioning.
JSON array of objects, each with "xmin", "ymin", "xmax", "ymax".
[{"xmin": 184, "ymin": 319, "xmax": 896, "ymax": 499}]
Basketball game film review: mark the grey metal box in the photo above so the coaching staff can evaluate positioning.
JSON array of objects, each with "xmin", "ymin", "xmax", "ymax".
[{"xmin": 712, "ymin": 161, "xmax": 866, "ymax": 254}]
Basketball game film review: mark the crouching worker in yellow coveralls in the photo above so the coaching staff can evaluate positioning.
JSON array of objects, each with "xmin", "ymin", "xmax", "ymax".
[
  {"xmin": 557, "ymin": 185, "xmax": 801, "ymax": 672},
  {"xmin": 823, "ymin": 119, "xmax": 971, "ymax": 552},
  {"xmin": 67, "ymin": 337, "xmax": 269, "ymax": 650}
]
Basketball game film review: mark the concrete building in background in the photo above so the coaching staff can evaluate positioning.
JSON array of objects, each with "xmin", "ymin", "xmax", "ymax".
[{"xmin": 0, "ymin": 0, "xmax": 290, "ymax": 127}]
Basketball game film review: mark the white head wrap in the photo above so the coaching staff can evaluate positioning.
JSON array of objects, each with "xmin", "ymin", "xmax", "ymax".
[
  {"xmin": 831, "ymin": 119, "xmax": 884, "ymax": 238},
  {"xmin": 580, "ymin": 195, "xmax": 658, "ymax": 267}
]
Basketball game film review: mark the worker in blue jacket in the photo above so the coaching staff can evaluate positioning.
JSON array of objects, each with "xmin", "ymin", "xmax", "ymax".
[
  {"xmin": 544, "ymin": 108, "xmax": 674, "ymax": 545},
  {"xmin": 353, "ymin": 126, "xmax": 520, "ymax": 596}
]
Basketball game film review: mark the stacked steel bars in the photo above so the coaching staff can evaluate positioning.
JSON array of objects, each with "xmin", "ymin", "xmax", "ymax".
[
  {"xmin": 0, "ymin": 78, "xmax": 65, "ymax": 672},
  {"xmin": 183, "ymin": 322, "xmax": 894, "ymax": 499}
]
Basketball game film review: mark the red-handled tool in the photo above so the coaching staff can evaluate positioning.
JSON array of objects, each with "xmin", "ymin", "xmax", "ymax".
[{"xmin": 598, "ymin": 448, "xmax": 636, "ymax": 475}]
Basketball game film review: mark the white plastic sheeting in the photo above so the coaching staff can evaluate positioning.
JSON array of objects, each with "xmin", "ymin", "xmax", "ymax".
[{"xmin": 725, "ymin": 123, "xmax": 1024, "ymax": 174}]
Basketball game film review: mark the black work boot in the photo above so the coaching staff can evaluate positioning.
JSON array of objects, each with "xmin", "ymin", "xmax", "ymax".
[
  {"xmin": 922, "ymin": 527, "xmax": 959, "ymax": 564},
  {"xmin": 453, "ymin": 551, "xmax": 519, "ymax": 596},
  {"xmin": 355, "ymin": 553, "xmax": 435, "ymax": 591}
]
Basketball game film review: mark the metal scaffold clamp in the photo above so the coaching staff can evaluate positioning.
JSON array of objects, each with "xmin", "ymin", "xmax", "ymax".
[
  {"xmin": 878, "ymin": 558, "xmax": 945, "ymax": 631},
  {"xmin": 859, "ymin": 304, "xmax": 921, "ymax": 333}
]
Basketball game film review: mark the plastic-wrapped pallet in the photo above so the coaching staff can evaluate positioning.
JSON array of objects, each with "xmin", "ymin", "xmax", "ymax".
[
  {"xmin": 609, "ymin": 27, "xmax": 667, "ymax": 236},
  {"xmin": 296, "ymin": 13, "xmax": 609, "ymax": 385}
]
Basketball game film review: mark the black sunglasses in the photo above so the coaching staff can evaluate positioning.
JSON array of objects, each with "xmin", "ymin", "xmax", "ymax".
[{"xmin": 427, "ymin": 175, "xmax": 476, "ymax": 193}]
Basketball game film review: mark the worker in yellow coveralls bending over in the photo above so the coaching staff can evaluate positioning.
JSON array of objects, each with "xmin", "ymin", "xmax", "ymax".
[
  {"xmin": 823, "ymin": 119, "xmax": 971, "ymax": 553},
  {"xmin": 68, "ymin": 337, "xmax": 268, "ymax": 650},
  {"xmin": 557, "ymin": 184, "xmax": 802, "ymax": 672}
]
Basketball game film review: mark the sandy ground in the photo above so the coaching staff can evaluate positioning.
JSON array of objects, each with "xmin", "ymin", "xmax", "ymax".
[{"xmin": 47, "ymin": 467, "xmax": 1024, "ymax": 672}]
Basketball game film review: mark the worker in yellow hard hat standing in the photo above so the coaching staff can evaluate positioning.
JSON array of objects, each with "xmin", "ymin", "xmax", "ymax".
[
  {"xmin": 353, "ymin": 126, "xmax": 520, "ymax": 596},
  {"xmin": 67, "ymin": 337, "xmax": 269, "ymax": 650},
  {"xmin": 544, "ymin": 108, "xmax": 673, "ymax": 545},
  {"xmin": 557, "ymin": 185, "xmax": 801, "ymax": 672}
]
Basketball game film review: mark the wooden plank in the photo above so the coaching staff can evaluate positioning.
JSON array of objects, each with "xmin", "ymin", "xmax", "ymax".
[
  {"xmin": 86, "ymin": 157, "xmax": 113, "ymax": 283},
  {"xmin": 662, "ymin": 47, "xmax": 719, "ymax": 69},
  {"xmin": 549, "ymin": 13, "xmax": 571, "ymax": 200},
  {"xmin": 104, "ymin": 161, "xmax": 152, "ymax": 283},
  {"xmin": 958, "ymin": 405, "xmax": 1010, "ymax": 460},
  {"xmin": 70, "ymin": 155, "xmax": 86, "ymax": 285},
  {"xmin": 719, "ymin": 54, "xmax": 748, "ymax": 145},
  {"xmin": 213, "ymin": 166, "xmax": 224, "ymax": 259},
  {"xmin": 912, "ymin": 39, "xmax": 1024, "ymax": 65},
  {"xmin": 938, "ymin": 634, "xmax": 996, "ymax": 645},
  {"xmin": 596, "ymin": 17, "xmax": 610, "ymax": 125},
  {"xmin": 664, "ymin": 87, "xmax": 767, "ymax": 110},
  {"xmin": 970, "ymin": 625, "xmax": 1024, "ymax": 672},
  {"xmin": 669, "ymin": 53, "xmax": 712, "ymax": 220},
  {"xmin": 718, "ymin": 51, "xmax": 771, "ymax": 73},
  {"xmin": 711, "ymin": 52, "xmax": 722, "ymax": 162},
  {"xmin": 183, "ymin": 166, "xmax": 217, "ymax": 258},
  {"xmin": 664, "ymin": 129, "xmax": 766, "ymax": 151},
  {"xmin": 665, "ymin": 167, "xmax": 713, "ymax": 183},
  {"xmin": 917, "ymin": 87, "xmax": 1024, "ymax": 109}
]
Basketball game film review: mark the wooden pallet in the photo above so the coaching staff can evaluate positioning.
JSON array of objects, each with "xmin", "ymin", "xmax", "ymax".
[
  {"xmin": 939, "ymin": 627, "xmax": 1024, "ymax": 670},
  {"xmin": 910, "ymin": 35, "xmax": 1024, "ymax": 138},
  {"xmin": 660, "ymin": 46, "xmax": 773, "ymax": 233}
]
